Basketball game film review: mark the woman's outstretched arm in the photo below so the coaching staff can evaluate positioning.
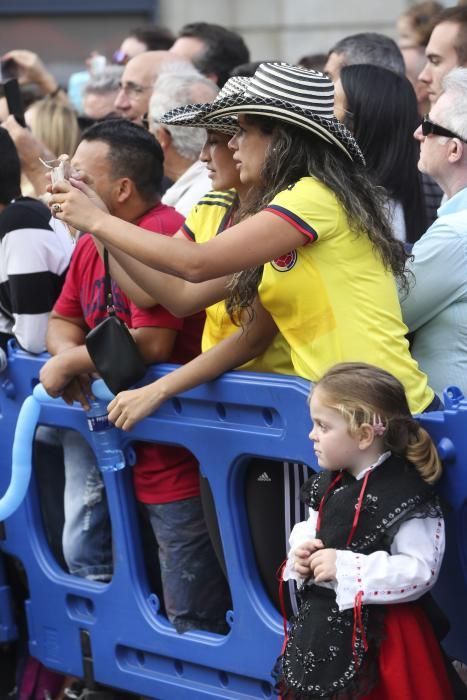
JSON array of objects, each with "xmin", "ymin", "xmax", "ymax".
[
  {"xmin": 50, "ymin": 180, "xmax": 308, "ymax": 282},
  {"xmin": 107, "ymin": 298, "xmax": 279, "ymax": 431},
  {"xmin": 94, "ymin": 236, "xmax": 230, "ymax": 315}
]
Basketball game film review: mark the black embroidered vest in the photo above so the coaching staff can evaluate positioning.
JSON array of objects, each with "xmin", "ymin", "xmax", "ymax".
[{"xmin": 281, "ymin": 455, "xmax": 441, "ymax": 699}]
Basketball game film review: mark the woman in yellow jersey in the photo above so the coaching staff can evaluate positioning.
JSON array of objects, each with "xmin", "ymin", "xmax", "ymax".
[{"xmin": 49, "ymin": 63, "xmax": 437, "ymax": 417}]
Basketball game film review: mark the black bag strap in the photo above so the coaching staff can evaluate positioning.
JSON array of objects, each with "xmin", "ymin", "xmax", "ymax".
[{"xmin": 103, "ymin": 248, "xmax": 116, "ymax": 316}]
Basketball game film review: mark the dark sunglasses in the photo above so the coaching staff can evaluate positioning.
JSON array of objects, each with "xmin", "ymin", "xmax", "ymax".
[{"xmin": 421, "ymin": 115, "xmax": 466, "ymax": 143}]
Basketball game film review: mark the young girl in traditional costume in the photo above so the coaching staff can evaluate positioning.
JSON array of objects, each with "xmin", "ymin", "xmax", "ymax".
[{"xmin": 281, "ymin": 362, "xmax": 453, "ymax": 699}]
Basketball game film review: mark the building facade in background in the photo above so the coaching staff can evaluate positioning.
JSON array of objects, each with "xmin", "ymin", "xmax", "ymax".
[{"xmin": 0, "ymin": 0, "xmax": 456, "ymax": 83}]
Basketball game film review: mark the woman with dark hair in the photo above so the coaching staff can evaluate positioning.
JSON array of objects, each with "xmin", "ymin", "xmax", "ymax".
[
  {"xmin": 334, "ymin": 63, "xmax": 427, "ymax": 244},
  {"xmin": 49, "ymin": 63, "xmax": 435, "ymax": 417}
]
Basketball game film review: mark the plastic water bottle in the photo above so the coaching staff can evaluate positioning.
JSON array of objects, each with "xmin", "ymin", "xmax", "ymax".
[{"xmin": 86, "ymin": 399, "xmax": 125, "ymax": 472}]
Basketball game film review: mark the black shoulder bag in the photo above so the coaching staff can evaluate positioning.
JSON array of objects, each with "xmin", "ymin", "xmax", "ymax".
[{"xmin": 85, "ymin": 248, "xmax": 146, "ymax": 395}]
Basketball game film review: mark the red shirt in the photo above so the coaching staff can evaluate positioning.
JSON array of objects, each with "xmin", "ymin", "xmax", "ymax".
[{"xmin": 54, "ymin": 203, "xmax": 205, "ymax": 504}]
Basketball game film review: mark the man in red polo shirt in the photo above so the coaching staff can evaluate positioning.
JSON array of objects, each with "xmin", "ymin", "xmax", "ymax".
[{"xmin": 40, "ymin": 119, "xmax": 230, "ymax": 634}]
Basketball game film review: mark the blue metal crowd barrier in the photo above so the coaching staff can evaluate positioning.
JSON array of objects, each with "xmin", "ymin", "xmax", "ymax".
[
  {"xmin": 418, "ymin": 390, "xmax": 467, "ymax": 665},
  {"xmin": 0, "ymin": 344, "xmax": 466, "ymax": 698}
]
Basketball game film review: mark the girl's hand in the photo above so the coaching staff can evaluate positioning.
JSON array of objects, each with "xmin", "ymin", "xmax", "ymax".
[
  {"xmin": 295, "ymin": 538, "xmax": 324, "ymax": 558},
  {"xmin": 49, "ymin": 178, "xmax": 108, "ymax": 232},
  {"xmin": 107, "ymin": 383, "xmax": 164, "ymax": 431},
  {"xmin": 309, "ymin": 548, "xmax": 337, "ymax": 583},
  {"xmin": 293, "ymin": 560, "xmax": 313, "ymax": 577},
  {"xmin": 292, "ymin": 539, "xmax": 324, "ymax": 576}
]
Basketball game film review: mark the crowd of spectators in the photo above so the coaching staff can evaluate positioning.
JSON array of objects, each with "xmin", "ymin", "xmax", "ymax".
[{"xmin": 1, "ymin": 4, "xmax": 467, "ymax": 697}]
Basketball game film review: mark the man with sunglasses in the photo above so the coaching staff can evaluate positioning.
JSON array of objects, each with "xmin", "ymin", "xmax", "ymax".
[{"xmin": 401, "ymin": 67, "xmax": 467, "ymax": 399}]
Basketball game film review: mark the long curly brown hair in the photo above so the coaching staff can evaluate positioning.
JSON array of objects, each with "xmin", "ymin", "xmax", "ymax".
[{"xmin": 226, "ymin": 115, "xmax": 411, "ymax": 324}]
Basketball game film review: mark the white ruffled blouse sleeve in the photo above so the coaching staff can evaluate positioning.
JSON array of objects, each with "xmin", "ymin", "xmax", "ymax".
[
  {"xmin": 282, "ymin": 508, "xmax": 318, "ymax": 583},
  {"xmin": 335, "ymin": 514, "xmax": 445, "ymax": 611}
]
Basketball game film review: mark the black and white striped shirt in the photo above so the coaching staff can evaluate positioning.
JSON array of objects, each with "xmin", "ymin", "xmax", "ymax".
[{"xmin": 0, "ymin": 197, "xmax": 74, "ymax": 353}]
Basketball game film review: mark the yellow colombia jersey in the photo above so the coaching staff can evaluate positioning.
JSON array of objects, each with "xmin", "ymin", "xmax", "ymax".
[
  {"xmin": 182, "ymin": 190, "xmax": 294, "ymax": 375},
  {"xmin": 259, "ymin": 177, "xmax": 434, "ymax": 414}
]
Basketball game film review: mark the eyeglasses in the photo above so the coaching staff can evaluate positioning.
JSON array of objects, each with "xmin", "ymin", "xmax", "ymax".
[
  {"xmin": 421, "ymin": 115, "xmax": 467, "ymax": 143},
  {"xmin": 117, "ymin": 81, "xmax": 152, "ymax": 98}
]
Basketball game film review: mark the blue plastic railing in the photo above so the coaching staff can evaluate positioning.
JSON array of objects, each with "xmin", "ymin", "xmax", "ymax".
[
  {"xmin": 0, "ymin": 343, "xmax": 465, "ymax": 698},
  {"xmin": 0, "ymin": 390, "xmax": 42, "ymax": 520}
]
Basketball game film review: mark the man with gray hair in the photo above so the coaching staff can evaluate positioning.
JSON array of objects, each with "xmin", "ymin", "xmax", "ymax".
[
  {"xmin": 401, "ymin": 68, "xmax": 467, "ymax": 398},
  {"xmin": 324, "ymin": 32, "xmax": 405, "ymax": 82},
  {"xmin": 82, "ymin": 65, "xmax": 123, "ymax": 120},
  {"xmin": 150, "ymin": 71, "xmax": 218, "ymax": 215}
]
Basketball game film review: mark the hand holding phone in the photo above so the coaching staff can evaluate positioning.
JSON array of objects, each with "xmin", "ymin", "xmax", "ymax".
[
  {"xmin": 3, "ymin": 78, "xmax": 25, "ymax": 127},
  {"xmin": 1, "ymin": 57, "xmax": 18, "ymax": 81}
]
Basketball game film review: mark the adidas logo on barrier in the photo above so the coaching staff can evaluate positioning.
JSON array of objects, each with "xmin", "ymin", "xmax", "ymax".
[{"xmin": 257, "ymin": 472, "xmax": 272, "ymax": 482}]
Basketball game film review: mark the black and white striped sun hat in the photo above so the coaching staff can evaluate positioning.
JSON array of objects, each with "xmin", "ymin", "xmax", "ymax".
[
  {"xmin": 159, "ymin": 75, "xmax": 248, "ymax": 135},
  {"xmin": 160, "ymin": 62, "xmax": 365, "ymax": 164}
]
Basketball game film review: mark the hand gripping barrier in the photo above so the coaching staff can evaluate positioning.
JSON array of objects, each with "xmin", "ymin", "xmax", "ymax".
[{"xmin": 0, "ymin": 345, "xmax": 465, "ymax": 698}]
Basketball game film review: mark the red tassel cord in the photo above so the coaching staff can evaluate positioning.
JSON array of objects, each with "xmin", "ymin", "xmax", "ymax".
[
  {"xmin": 352, "ymin": 589, "xmax": 369, "ymax": 668},
  {"xmin": 346, "ymin": 470, "xmax": 371, "ymax": 666},
  {"xmin": 319, "ymin": 469, "xmax": 372, "ymax": 668},
  {"xmin": 316, "ymin": 472, "xmax": 343, "ymax": 534},
  {"xmin": 346, "ymin": 469, "xmax": 371, "ymax": 546},
  {"xmin": 276, "ymin": 559, "xmax": 289, "ymax": 653}
]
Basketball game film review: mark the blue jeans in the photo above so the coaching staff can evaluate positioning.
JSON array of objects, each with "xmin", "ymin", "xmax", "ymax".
[
  {"xmin": 144, "ymin": 497, "xmax": 231, "ymax": 634},
  {"xmin": 61, "ymin": 430, "xmax": 113, "ymax": 581}
]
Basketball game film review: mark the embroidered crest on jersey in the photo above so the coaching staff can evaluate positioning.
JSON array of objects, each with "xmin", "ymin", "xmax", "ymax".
[{"xmin": 271, "ymin": 249, "xmax": 297, "ymax": 272}]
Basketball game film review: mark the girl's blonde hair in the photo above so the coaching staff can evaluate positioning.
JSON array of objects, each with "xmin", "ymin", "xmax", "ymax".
[
  {"xmin": 29, "ymin": 95, "xmax": 80, "ymax": 158},
  {"xmin": 314, "ymin": 362, "xmax": 442, "ymax": 484}
]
